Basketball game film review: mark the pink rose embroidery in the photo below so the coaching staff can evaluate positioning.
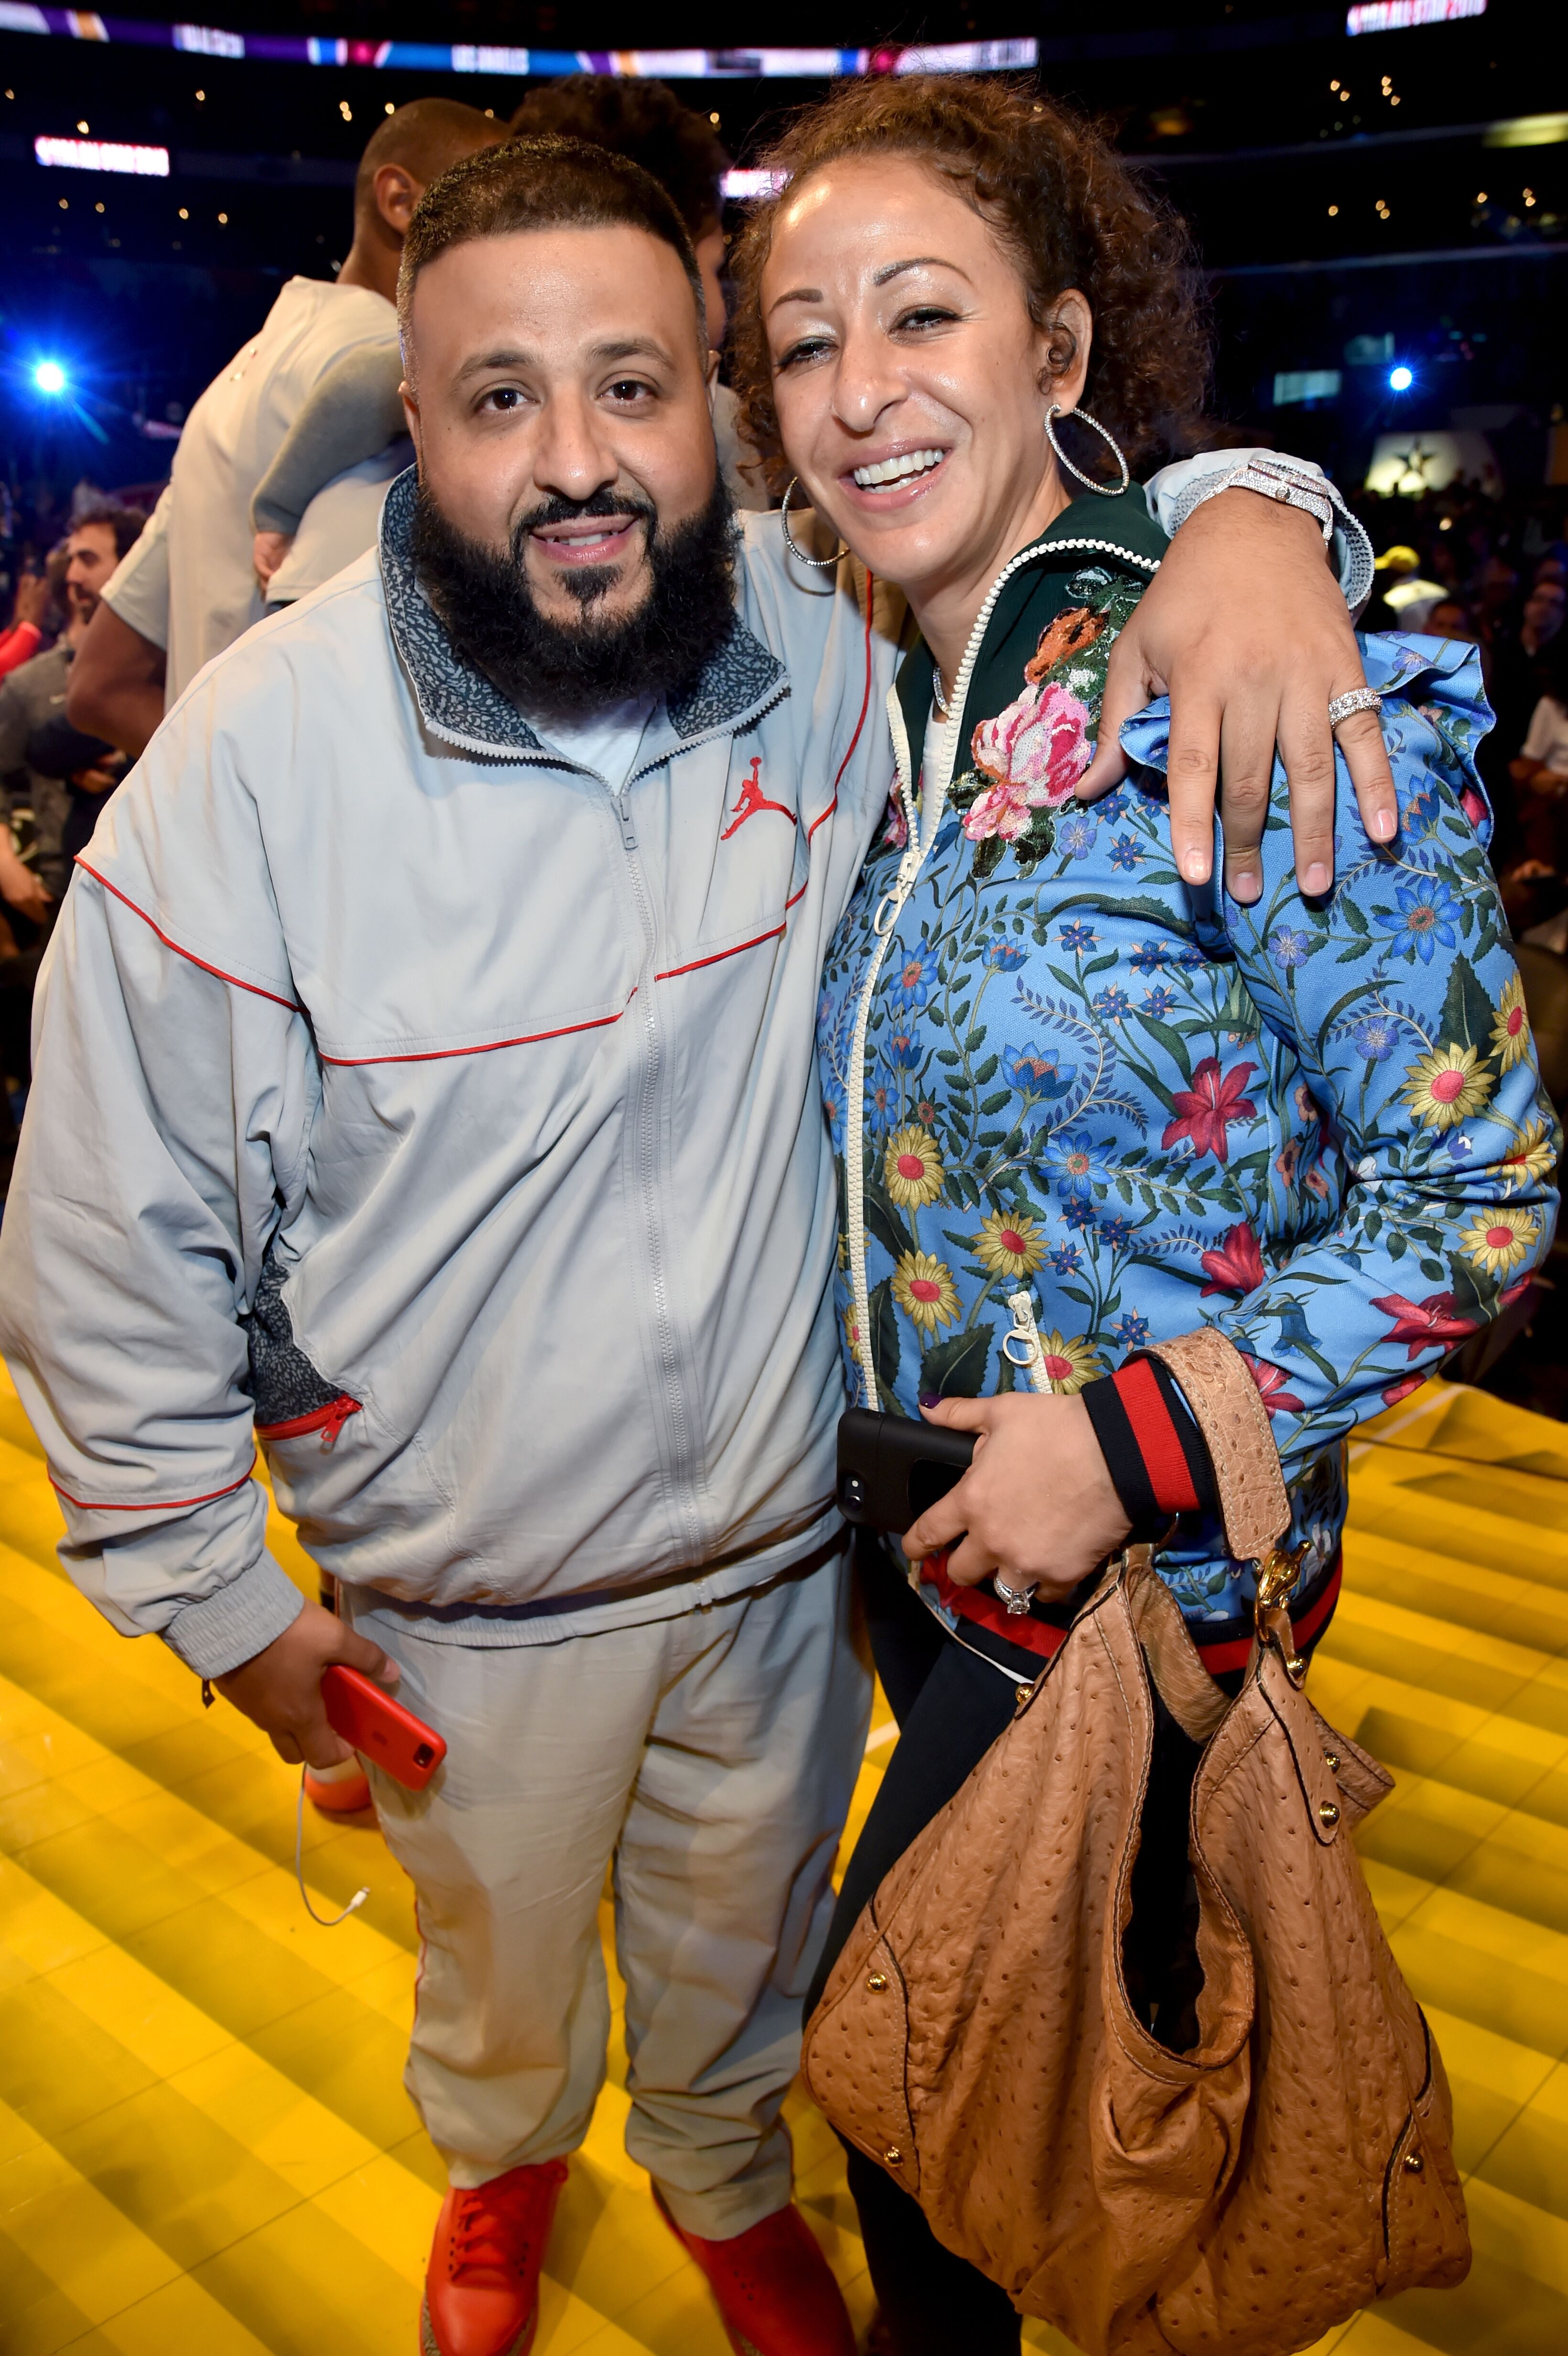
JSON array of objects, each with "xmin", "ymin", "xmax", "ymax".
[{"xmin": 964, "ymin": 680, "xmax": 1091, "ymax": 843}]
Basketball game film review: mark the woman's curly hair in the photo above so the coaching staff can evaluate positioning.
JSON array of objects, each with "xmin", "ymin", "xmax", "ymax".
[{"xmin": 728, "ymin": 76, "xmax": 1211, "ymax": 497}]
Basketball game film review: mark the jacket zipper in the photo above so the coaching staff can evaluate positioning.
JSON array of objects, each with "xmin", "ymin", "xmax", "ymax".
[
  {"xmin": 255, "ymin": 1394, "xmax": 361, "ymax": 1451},
  {"xmin": 843, "ymin": 533, "xmax": 1159, "ymax": 1406},
  {"xmin": 1004, "ymin": 1291, "xmax": 1055, "ymax": 1393},
  {"xmin": 614, "ymin": 786, "xmax": 708, "ymax": 1568}
]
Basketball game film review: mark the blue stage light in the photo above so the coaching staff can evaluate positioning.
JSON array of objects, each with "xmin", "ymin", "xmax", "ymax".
[
  {"xmin": 33, "ymin": 360, "xmax": 68, "ymax": 395},
  {"xmin": 1389, "ymin": 364, "xmax": 1414, "ymax": 392}
]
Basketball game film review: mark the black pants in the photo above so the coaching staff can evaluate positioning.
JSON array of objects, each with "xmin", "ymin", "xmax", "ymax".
[{"xmin": 811, "ymin": 1539, "xmax": 1220, "ymax": 2356}]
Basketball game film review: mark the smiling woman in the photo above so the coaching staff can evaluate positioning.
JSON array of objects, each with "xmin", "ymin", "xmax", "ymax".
[
  {"xmin": 722, "ymin": 73, "xmax": 1559, "ymax": 2356},
  {"xmin": 730, "ymin": 77, "xmax": 1208, "ymax": 513}
]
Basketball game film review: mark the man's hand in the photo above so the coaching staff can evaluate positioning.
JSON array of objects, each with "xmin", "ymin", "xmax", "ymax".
[
  {"xmin": 253, "ymin": 530, "xmax": 294, "ymax": 590},
  {"xmin": 0, "ymin": 839, "xmax": 53, "ymax": 926},
  {"xmin": 212, "ymin": 1596, "xmax": 399, "ymax": 1770},
  {"xmin": 69, "ymin": 762, "xmax": 122, "ymax": 797},
  {"xmin": 1077, "ymin": 490, "xmax": 1398, "ymax": 904},
  {"xmin": 901, "ymin": 1393, "xmax": 1132, "ymax": 1601}
]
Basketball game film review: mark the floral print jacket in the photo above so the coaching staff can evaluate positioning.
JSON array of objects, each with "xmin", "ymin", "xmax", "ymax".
[{"xmin": 817, "ymin": 488, "xmax": 1558, "ymax": 1635}]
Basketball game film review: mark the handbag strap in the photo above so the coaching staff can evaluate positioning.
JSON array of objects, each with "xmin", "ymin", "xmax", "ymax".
[
  {"xmin": 1143, "ymin": 1327, "xmax": 1292, "ymax": 1564},
  {"xmin": 1124, "ymin": 1547, "xmax": 1230, "ymax": 1742}
]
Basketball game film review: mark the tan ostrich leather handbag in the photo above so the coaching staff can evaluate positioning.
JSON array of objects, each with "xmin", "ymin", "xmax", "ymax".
[{"xmin": 803, "ymin": 1328, "xmax": 1469, "ymax": 2354}]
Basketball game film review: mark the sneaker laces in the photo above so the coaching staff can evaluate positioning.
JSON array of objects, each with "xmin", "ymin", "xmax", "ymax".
[{"xmin": 447, "ymin": 2166, "xmax": 564, "ymax": 2286}]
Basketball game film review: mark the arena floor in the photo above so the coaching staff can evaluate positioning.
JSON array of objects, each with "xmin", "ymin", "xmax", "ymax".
[{"xmin": 0, "ymin": 1365, "xmax": 1564, "ymax": 2356}]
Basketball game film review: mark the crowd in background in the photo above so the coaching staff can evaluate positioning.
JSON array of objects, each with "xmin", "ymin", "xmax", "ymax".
[
  {"xmin": 0, "ymin": 494, "xmax": 148, "ymax": 1187},
  {"xmin": 1351, "ymin": 478, "xmax": 1568, "ymax": 933}
]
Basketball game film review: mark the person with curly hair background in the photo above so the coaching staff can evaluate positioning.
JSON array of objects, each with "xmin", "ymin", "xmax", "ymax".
[{"xmin": 728, "ymin": 75, "xmax": 1558, "ymax": 2354}]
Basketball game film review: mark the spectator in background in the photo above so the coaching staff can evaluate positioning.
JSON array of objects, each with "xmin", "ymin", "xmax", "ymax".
[
  {"xmin": 0, "ymin": 504, "xmax": 142, "ymax": 921},
  {"xmin": 0, "ymin": 502, "xmax": 143, "ymax": 1196},
  {"xmin": 0, "ymin": 570, "xmax": 52, "ymax": 682},
  {"xmin": 252, "ymin": 79, "xmax": 770, "ymax": 607},
  {"xmin": 1511, "ymin": 646, "xmax": 1568, "ymax": 825},
  {"xmin": 1373, "ymin": 542, "xmax": 1447, "ymax": 632},
  {"xmin": 1474, "ymin": 553, "xmax": 1521, "ymax": 638},
  {"xmin": 68, "ymin": 97, "xmax": 503, "ymax": 751},
  {"xmin": 511, "ymin": 76, "xmax": 768, "ymax": 509},
  {"xmin": 1522, "ymin": 575, "xmax": 1567, "ymax": 657},
  {"xmin": 1491, "ymin": 574, "xmax": 1565, "ymax": 763},
  {"xmin": 1425, "ymin": 595, "xmax": 1492, "ymax": 690},
  {"xmin": 1428, "ymin": 593, "xmax": 1481, "ymax": 644}
]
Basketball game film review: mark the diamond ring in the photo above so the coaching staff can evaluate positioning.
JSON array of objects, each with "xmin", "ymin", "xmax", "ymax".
[
  {"xmin": 993, "ymin": 1574, "xmax": 1038, "ymax": 1617},
  {"xmin": 1328, "ymin": 687, "xmax": 1383, "ymax": 728}
]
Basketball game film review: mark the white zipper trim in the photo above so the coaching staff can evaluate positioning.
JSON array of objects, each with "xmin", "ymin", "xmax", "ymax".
[{"xmin": 843, "ymin": 534, "xmax": 1159, "ymax": 1406}]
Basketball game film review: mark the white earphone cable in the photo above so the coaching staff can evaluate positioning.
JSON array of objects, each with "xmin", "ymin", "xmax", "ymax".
[{"xmin": 294, "ymin": 1767, "xmax": 371, "ymax": 1927}]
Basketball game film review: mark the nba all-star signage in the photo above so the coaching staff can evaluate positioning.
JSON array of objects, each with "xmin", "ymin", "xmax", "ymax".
[{"xmin": 0, "ymin": 11, "xmax": 1037, "ymax": 80}]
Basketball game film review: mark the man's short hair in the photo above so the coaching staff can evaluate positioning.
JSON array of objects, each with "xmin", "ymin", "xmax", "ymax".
[
  {"xmin": 398, "ymin": 137, "xmax": 707, "ymax": 356},
  {"xmin": 355, "ymin": 96, "xmax": 500, "ymax": 216},
  {"xmin": 71, "ymin": 502, "xmax": 144, "ymax": 562},
  {"xmin": 509, "ymin": 77, "xmax": 728, "ymax": 242}
]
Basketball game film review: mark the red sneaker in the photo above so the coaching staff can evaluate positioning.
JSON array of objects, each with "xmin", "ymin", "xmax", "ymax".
[
  {"xmin": 655, "ymin": 2190, "xmax": 856, "ymax": 2356},
  {"xmin": 421, "ymin": 2158, "xmax": 568, "ymax": 2356}
]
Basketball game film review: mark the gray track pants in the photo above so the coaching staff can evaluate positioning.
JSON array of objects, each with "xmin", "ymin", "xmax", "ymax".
[{"xmin": 348, "ymin": 1552, "xmax": 870, "ymax": 2236}]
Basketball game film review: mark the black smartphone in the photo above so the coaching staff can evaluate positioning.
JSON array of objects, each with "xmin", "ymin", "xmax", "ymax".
[{"xmin": 836, "ymin": 1407, "xmax": 975, "ymax": 1531}]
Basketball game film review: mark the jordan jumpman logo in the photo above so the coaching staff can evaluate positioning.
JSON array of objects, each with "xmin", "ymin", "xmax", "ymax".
[{"xmin": 719, "ymin": 757, "xmax": 795, "ymax": 840}]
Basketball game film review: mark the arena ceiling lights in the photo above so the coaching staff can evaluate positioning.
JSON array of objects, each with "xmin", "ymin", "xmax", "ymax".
[
  {"xmin": 34, "ymin": 131, "xmax": 170, "ymax": 172},
  {"xmin": 0, "ymin": 11, "xmax": 1037, "ymax": 80},
  {"xmin": 1345, "ymin": 0, "xmax": 1485, "ymax": 32}
]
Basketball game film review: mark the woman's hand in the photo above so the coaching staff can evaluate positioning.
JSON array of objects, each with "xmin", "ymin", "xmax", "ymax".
[
  {"xmin": 1077, "ymin": 491, "xmax": 1398, "ymax": 905},
  {"xmin": 901, "ymin": 1393, "xmax": 1132, "ymax": 1601}
]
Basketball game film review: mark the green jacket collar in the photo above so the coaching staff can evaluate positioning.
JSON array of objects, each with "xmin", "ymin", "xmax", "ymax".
[{"xmin": 892, "ymin": 483, "xmax": 1166, "ymax": 759}]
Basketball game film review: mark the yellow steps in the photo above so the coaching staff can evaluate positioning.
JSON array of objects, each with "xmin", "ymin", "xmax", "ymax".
[{"xmin": 0, "ymin": 1366, "xmax": 1564, "ymax": 2353}]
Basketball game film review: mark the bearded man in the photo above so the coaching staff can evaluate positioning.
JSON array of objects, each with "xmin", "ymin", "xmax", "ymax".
[{"xmin": 0, "ymin": 137, "xmax": 1391, "ymax": 2356}]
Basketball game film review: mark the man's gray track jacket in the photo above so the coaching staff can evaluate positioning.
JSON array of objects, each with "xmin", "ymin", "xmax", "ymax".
[{"xmin": 0, "ymin": 472, "xmax": 906, "ymax": 1671}]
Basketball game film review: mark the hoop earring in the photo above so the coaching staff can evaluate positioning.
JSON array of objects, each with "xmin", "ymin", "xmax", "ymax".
[
  {"xmin": 1045, "ymin": 404, "xmax": 1131, "ymax": 499},
  {"xmin": 780, "ymin": 477, "xmax": 846, "ymax": 569}
]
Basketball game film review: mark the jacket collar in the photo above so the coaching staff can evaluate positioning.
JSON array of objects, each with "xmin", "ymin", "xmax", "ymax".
[
  {"xmin": 378, "ymin": 467, "xmax": 785, "ymax": 763},
  {"xmin": 892, "ymin": 483, "xmax": 1166, "ymax": 753}
]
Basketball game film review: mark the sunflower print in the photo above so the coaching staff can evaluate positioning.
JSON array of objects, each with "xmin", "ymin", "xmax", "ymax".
[
  {"xmin": 892, "ymin": 1252, "xmax": 961, "ymax": 1331},
  {"xmin": 973, "ymin": 1210, "xmax": 1048, "ymax": 1278},
  {"xmin": 1492, "ymin": 971, "xmax": 1531, "ymax": 1073},
  {"xmin": 1458, "ymin": 1206, "xmax": 1540, "ymax": 1275},
  {"xmin": 1402, "ymin": 1044, "xmax": 1492, "ymax": 1130},
  {"xmin": 1500, "ymin": 1116, "xmax": 1556, "ymax": 1196},
  {"xmin": 883, "ymin": 1126, "xmax": 946, "ymax": 1209},
  {"xmin": 1032, "ymin": 1329, "xmax": 1103, "ymax": 1395}
]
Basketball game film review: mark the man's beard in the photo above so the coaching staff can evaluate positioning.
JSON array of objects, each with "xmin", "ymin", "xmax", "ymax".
[{"xmin": 411, "ymin": 474, "xmax": 737, "ymax": 721}]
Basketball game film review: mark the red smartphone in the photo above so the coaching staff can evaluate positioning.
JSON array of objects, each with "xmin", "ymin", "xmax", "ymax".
[{"xmin": 321, "ymin": 1664, "xmax": 447, "ymax": 1791}]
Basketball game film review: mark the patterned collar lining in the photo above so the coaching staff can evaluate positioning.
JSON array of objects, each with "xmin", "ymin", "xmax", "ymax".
[
  {"xmin": 892, "ymin": 483, "xmax": 1167, "ymax": 746},
  {"xmin": 377, "ymin": 466, "xmax": 785, "ymax": 761}
]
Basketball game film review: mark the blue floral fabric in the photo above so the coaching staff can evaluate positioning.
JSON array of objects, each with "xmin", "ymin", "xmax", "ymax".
[{"xmin": 817, "ymin": 624, "xmax": 1559, "ymax": 1627}]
